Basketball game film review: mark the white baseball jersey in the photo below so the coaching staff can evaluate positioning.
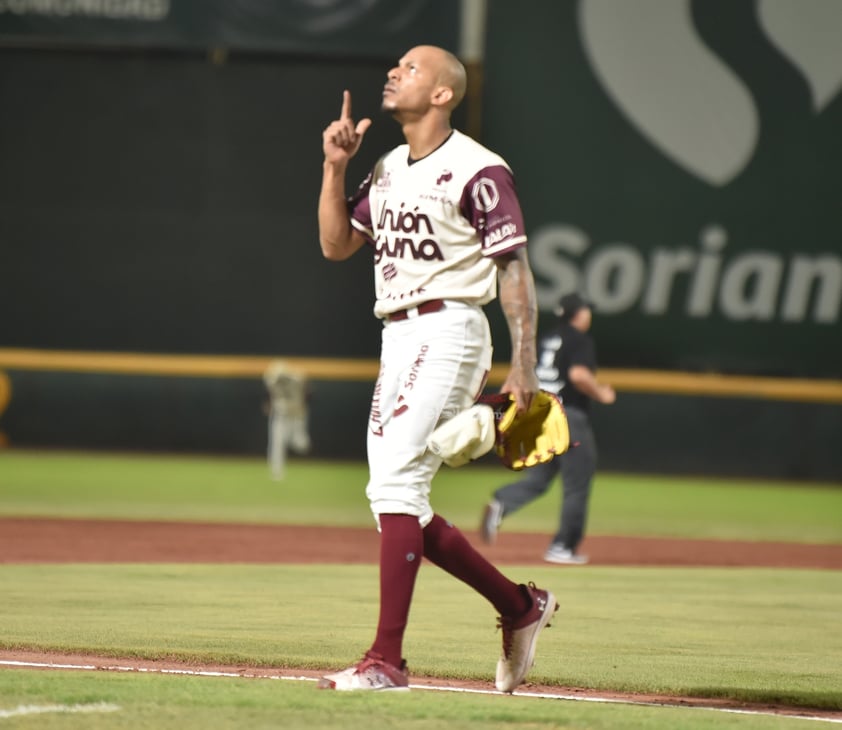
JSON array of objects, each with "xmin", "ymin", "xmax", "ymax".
[{"xmin": 348, "ymin": 130, "xmax": 528, "ymax": 318}]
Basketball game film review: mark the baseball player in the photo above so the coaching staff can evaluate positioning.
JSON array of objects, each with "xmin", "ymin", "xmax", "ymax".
[
  {"xmin": 481, "ymin": 293, "xmax": 616, "ymax": 564},
  {"xmin": 316, "ymin": 45, "xmax": 557, "ymax": 692},
  {"xmin": 262, "ymin": 361, "xmax": 310, "ymax": 481}
]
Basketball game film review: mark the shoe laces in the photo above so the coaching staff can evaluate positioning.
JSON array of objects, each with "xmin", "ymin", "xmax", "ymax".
[
  {"xmin": 355, "ymin": 651, "xmax": 407, "ymax": 676},
  {"xmin": 355, "ymin": 651, "xmax": 389, "ymax": 674},
  {"xmin": 496, "ymin": 615, "xmax": 515, "ymax": 658},
  {"xmin": 496, "ymin": 581, "xmax": 545, "ymax": 657},
  {"xmin": 355, "ymin": 655, "xmax": 380, "ymax": 674}
]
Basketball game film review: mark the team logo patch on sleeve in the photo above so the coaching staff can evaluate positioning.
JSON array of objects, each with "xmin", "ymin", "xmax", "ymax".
[{"xmin": 471, "ymin": 178, "xmax": 500, "ymax": 212}]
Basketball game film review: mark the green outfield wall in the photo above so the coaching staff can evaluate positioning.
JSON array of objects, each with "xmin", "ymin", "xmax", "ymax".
[
  {"xmin": 0, "ymin": 352, "xmax": 840, "ymax": 481},
  {"xmin": 481, "ymin": 0, "xmax": 841, "ymax": 378}
]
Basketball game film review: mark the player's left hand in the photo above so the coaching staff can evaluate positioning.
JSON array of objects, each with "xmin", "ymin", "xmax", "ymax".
[
  {"xmin": 476, "ymin": 390, "xmax": 570, "ymax": 470},
  {"xmin": 500, "ymin": 365, "xmax": 539, "ymax": 414}
]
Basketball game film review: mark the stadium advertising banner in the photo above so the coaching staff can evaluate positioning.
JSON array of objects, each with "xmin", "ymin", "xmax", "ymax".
[
  {"xmin": 483, "ymin": 0, "xmax": 841, "ymax": 378},
  {"xmin": 0, "ymin": 0, "xmax": 459, "ymax": 57}
]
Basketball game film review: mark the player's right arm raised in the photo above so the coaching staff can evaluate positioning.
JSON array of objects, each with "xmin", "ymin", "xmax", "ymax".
[{"xmin": 319, "ymin": 90, "xmax": 372, "ymax": 261}]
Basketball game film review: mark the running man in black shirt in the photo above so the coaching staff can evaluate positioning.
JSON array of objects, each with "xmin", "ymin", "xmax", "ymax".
[{"xmin": 480, "ymin": 293, "xmax": 616, "ymax": 564}]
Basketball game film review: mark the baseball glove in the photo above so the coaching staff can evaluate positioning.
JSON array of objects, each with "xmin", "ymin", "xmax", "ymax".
[{"xmin": 478, "ymin": 390, "xmax": 570, "ymax": 470}]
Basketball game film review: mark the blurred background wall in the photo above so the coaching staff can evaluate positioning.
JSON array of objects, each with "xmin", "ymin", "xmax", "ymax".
[{"xmin": 1, "ymin": 0, "xmax": 840, "ymax": 479}]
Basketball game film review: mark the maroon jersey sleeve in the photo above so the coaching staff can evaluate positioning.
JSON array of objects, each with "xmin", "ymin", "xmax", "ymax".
[
  {"xmin": 460, "ymin": 165, "xmax": 528, "ymax": 256},
  {"xmin": 347, "ymin": 170, "xmax": 375, "ymax": 245}
]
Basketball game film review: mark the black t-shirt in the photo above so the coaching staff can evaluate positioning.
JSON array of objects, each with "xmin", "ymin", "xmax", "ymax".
[{"xmin": 534, "ymin": 322, "xmax": 597, "ymax": 412}]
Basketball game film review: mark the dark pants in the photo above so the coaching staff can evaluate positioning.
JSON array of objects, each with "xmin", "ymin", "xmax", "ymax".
[{"xmin": 493, "ymin": 406, "xmax": 596, "ymax": 551}]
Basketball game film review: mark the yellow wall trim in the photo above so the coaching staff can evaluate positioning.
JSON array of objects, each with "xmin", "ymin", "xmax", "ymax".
[{"xmin": 1, "ymin": 348, "xmax": 840, "ymax": 404}]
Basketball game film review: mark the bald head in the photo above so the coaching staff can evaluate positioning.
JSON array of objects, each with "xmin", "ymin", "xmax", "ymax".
[
  {"xmin": 432, "ymin": 47, "xmax": 467, "ymax": 110},
  {"xmin": 406, "ymin": 45, "xmax": 467, "ymax": 111}
]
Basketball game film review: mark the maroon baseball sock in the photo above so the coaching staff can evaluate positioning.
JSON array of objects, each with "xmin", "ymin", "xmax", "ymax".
[
  {"xmin": 422, "ymin": 514, "xmax": 529, "ymax": 618},
  {"xmin": 369, "ymin": 513, "xmax": 423, "ymax": 668}
]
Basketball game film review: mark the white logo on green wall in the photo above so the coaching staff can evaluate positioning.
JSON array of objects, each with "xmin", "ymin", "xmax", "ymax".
[
  {"xmin": 579, "ymin": 0, "xmax": 842, "ymax": 186},
  {"xmin": 528, "ymin": 0, "xmax": 842, "ymax": 327}
]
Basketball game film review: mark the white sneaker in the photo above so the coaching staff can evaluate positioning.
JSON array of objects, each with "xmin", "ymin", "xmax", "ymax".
[
  {"xmin": 544, "ymin": 545, "xmax": 589, "ymax": 565},
  {"xmin": 317, "ymin": 652, "xmax": 410, "ymax": 691},
  {"xmin": 480, "ymin": 500, "xmax": 503, "ymax": 544},
  {"xmin": 495, "ymin": 582, "xmax": 558, "ymax": 693}
]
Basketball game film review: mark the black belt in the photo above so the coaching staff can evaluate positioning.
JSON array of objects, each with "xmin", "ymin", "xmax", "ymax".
[{"xmin": 387, "ymin": 299, "xmax": 446, "ymax": 322}]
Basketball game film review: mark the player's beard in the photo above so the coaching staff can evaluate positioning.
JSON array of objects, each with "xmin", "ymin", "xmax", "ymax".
[
  {"xmin": 381, "ymin": 101, "xmax": 404, "ymax": 124},
  {"xmin": 381, "ymin": 94, "xmax": 398, "ymax": 114}
]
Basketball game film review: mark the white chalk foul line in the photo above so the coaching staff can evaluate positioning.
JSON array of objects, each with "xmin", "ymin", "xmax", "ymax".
[
  {"xmin": 0, "ymin": 702, "xmax": 120, "ymax": 719},
  {"xmin": 413, "ymin": 685, "xmax": 842, "ymax": 724},
  {"xmin": 1, "ymin": 660, "xmax": 840, "ymax": 725}
]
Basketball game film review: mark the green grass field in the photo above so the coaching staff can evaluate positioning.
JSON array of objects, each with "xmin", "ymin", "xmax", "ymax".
[
  {"xmin": 3, "ymin": 668, "xmax": 821, "ymax": 730},
  {"xmin": 1, "ymin": 449, "xmax": 841, "ymax": 729},
  {"xmin": 2, "ymin": 450, "xmax": 841, "ymax": 542}
]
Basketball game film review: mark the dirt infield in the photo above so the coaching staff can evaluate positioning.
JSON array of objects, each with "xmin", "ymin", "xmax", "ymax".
[
  {"xmin": 2, "ymin": 517, "xmax": 841, "ymax": 722},
  {"xmin": 1, "ymin": 517, "xmax": 841, "ymax": 568}
]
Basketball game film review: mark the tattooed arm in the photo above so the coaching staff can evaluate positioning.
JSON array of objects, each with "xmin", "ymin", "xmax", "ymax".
[{"xmin": 495, "ymin": 248, "xmax": 540, "ymax": 412}]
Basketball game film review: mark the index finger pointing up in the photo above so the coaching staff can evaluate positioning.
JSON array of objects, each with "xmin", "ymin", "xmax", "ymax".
[{"xmin": 341, "ymin": 89, "xmax": 352, "ymax": 120}]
